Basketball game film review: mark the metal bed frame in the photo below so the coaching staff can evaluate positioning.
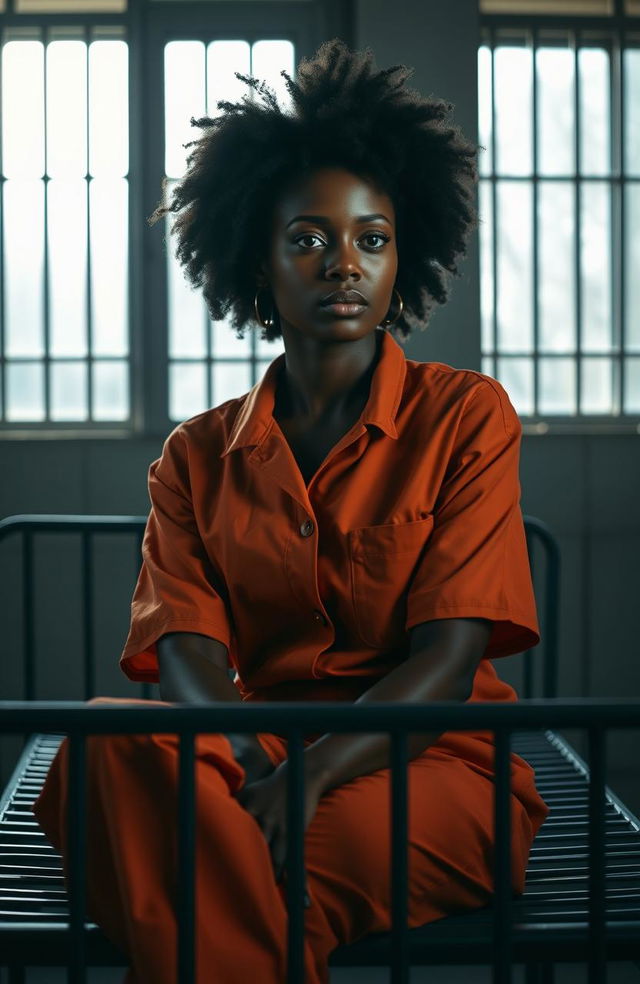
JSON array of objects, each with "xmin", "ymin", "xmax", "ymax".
[{"xmin": 0, "ymin": 513, "xmax": 639, "ymax": 983}]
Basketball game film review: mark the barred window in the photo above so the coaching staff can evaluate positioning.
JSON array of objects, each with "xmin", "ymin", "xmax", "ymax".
[
  {"xmin": 3, "ymin": 1, "xmax": 636, "ymax": 432},
  {"xmin": 163, "ymin": 39, "xmax": 289, "ymax": 423},
  {"xmin": 479, "ymin": 0, "xmax": 640, "ymax": 424},
  {"xmin": 0, "ymin": 0, "xmax": 318, "ymax": 434},
  {"xmin": 0, "ymin": 26, "xmax": 130, "ymax": 424}
]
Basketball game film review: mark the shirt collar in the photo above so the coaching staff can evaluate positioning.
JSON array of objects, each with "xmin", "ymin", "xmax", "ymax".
[{"xmin": 221, "ymin": 327, "xmax": 407, "ymax": 457}]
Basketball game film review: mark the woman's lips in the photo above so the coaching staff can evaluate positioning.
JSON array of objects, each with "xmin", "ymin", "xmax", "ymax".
[{"xmin": 319, "ymin": 302, "xmax": 368, "ymax": 317}]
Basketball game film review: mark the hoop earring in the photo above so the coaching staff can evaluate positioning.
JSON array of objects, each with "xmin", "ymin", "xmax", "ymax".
[
  {"xmin": 381, "ymin": 288, "xmax": 403, "ymax": 328},
  {"xmin": 254, "ymin": 287, "xmax": 276, "ymax": 329}
]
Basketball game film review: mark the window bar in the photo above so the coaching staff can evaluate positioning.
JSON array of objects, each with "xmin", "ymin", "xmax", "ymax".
[
  {"xmin": 0, "ymin": 32, "xmax": 5, "ymax": 422},
  {"xmin": 390, "ymin": 728, "xmax": 409, "ymax": 984},
  {"xmin": 286, "ymin": 728, "xmax": 306, "ymax": 984},
  {"xmin": 177, "ymin": 728, "xmax": 196, "ymax": 984},
  {"xmin": 490, "ymin": 26, "xmax": 498, "ymax": 383},
  {"xmin": 574, "ymin": 27, "xmax": 582, "ymax": 417},
  {"xmin": 23, "ymin": 531, "xmax": 35, "ymax": 701},
  {"xmin": 612, "ymin": 1, "xmax": 625, "ymax": 411},
  {"xmin": 531, "ymin": 25, "xmax": 540, "ymax": 425},
  {"xmin": 605, "ymin": 31, "xmax": 617, "ymax": 414},
  {"xmin": 81, "ymin": 530, "xmax": 95, "ymax": 700},
  {"xmin": 67, "ymin": 731, "xmax": 87, "ymax": 983},
  {"xmin": 493, "ymin": 726, "xmax": 512, "ymax": 984},
  {"xmin": 587, "ymin": 724, "xmax": 607, "ymax": 984},
  {"xmin": 249, "ymin": 45, "xmax": 260, "ymax": 392},
  {"xmin": 204, "ymin": 51, "xmax": 213, "ymax": 413},
  {"xmin": 85, "ymin": 26, "xmax": 93, "ymax": 425},
  {"xmin": 127, "ymin": 0, "xmax": 143, "ymax": 433},
  {"xmin": 44, "ymin": 27, "xmax": 51, "ymax": 422}
]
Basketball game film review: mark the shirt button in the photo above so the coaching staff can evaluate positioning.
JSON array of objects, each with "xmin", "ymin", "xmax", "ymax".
[
  {"xmin": 313, "ymin": 610, "xmax": 327, "ymax": 625},
  {"xmin": 300, "ymin": 519, "xmax": 315, "ymax": 537}
]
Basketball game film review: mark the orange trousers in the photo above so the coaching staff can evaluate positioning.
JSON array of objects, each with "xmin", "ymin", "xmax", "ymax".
[{"xmin": 32, "ymin": 697, "xmax": 548, "ymax": 984}]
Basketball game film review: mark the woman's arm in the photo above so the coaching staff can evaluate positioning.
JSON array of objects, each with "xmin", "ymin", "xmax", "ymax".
[
  {"xmin": 302, "ymin": 617, "xmax": 493, "ymax": 794},
  {"xmin": 157, "ymin": 631, "xmax": 275, "ymax": 781}
]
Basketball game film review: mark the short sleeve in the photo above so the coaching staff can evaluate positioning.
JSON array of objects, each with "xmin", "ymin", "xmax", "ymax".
[
  {"xmin": 405, "ymin": 378, "xmax": 540, "ymax": 660},
  {"xmin": 119, "ymin": 427, "xmax": 233, "ymax": 682}
]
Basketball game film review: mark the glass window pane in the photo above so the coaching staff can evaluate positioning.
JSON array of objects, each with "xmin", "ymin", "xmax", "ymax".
[
  {"xmin": 48, "ymin": 179, "xmax": 88, "ymax": 357},
  {"xmin": 256, "ymin": 359, "xmax": 277, "ymax": 381},
  {"xmin": 495, "ymin": 45, "xmax": 532, "ymax": 175},
  {"xmin": 211, "ymin": 361, "xmax": 252, "ymax": 407},
  {"xmin": 170, "ymin": 362, "xmax": 207, "ymax": 421},
  {"xmin": 479, "ymin": 179, "xmax": 495, "ymax": 352},
  {"xmin": 251, "ymin": 40, "xmax": 295, "ymax": 113},
  {"xmin": 581, "ymin": 356, "xmax": 614, "ymax": 414},
  {"xmin": 496, "ymin": 181, "xmax": 533, "ymax": 351},
  {"xmin": 580, "ymin": 181, "xmax": 612, "ymax": 353},
  {"xmin": 6, "ymin": 363, "xmax": 45, "ymax": 421},
  {"xmin": 47, "ymin": 41, "xmax": 87, "ymax": 179},
  {"xmin": 50, "ymin": 361, "xmax": 87, "ymax": 421},
  {"xmin": 624, "ymin": 357, "xmax": 640, "ymax": 412},
  {"xmin": 211, "ymin": 314, "xmax": 252, "ymax": 359},
  {"xmin": 4, "ymin": 179, "xmax": 45, "ymax": 358},
  {"xmin": 624, "ymin": 48, "xmax": 640, "ymax": 177},
  {"xmin": 625, "ymin": 184, "xmax": 640, "ymax": 352},
  {"xmin": 93, "ymin": 361, "xmax": 129, "ymax": 420},
  {"xmin": 478, "ymin": 46, "xmax": 493, "ymax": 177},
  {"xmin": 497, "ymin": 357, "xmax": 535, "ymax": 416},
  {"xmin": 207, "ymin": 40, "xmax": 250, "ymax": 119},
  {"xmin": 89, "ymin": 40, "xmax": 128, "ymax": 178},
  {"xmin": 2, "ymin": 41, "xmax": 45, "ymax": 179},
  {"xmin": 256, "ymin": 332, "xmax": 284, "ymax": 361},
  {"xmin": 164, "ymin": 41, "xmax": 206, "ymax": 179},
  {"xmin": 91, "ymin": 178, "xmax": 129, "ymax": 356},
  {"xmin": 537, "ymin": 44, "xmax": 575, "ymax": 175},
  {"xmin": 579, "ymin": 47, "xmax": 610, "ymax": 175},
  {"xmin": 539, "ymin": 182, "xmax": 576, "ymax": 352},
  {"xmin": 166, "ymin": 181, "xmax": 206, "ymax": 359},
  {"xmin": 539, "ymin": 357, "xmax": 576, "ymax": 414}
]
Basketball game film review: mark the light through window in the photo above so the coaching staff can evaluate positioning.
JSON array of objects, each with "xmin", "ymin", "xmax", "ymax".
[
  {"xmin": 0, "ymin": 32, "xmax": 130, "ymax": 423},
  {"xmin": 163, "ymin": 39, "xmax": 293, "ymax": 422},
  {"xmin": 478, "ymin": 25, "xmax": 640, "ymax": 418}
]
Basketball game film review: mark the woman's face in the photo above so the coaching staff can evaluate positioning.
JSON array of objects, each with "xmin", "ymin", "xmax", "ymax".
[{"xmin": 261, "ymin": 166, "xmax": 398, "ymax": 340}]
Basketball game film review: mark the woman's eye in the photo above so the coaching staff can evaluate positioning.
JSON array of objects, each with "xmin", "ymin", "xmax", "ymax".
[
  {"xmin": 295, "ymin": 234, "xmax": 325, "ymax": 248},
  {"xmin": 362, "ymin": 232, "xmax": 390, "ymax": 249},
  {"xmin": 294, "ymin": 232, "xmax": 390, "ymax": 249}
]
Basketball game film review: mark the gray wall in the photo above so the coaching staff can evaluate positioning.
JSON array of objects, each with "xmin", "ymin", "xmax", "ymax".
[{"xmin": 1, "ymin": 0, "xmax": 638, "ymax": 820}]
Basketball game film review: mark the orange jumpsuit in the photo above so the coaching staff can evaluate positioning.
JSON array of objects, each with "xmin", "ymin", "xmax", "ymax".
[{"xmin": 33, "ymin": 327, "xmax": 550, "ymax": 983}]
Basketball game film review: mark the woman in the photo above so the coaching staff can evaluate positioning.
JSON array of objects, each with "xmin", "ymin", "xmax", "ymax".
[{"xmin": 33, "ymin": 37, "xmax": 549, "ymax": 984}]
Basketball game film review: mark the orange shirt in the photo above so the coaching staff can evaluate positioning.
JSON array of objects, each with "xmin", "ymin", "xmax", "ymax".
[{"xmin": 120, "ymin": 327, "xmax": 540, "ymax": 720}]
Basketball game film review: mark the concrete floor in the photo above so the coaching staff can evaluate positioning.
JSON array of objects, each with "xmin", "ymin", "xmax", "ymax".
[{"xmin": 1, "ymin": 964, "xmax": 640, "ymax": 982}]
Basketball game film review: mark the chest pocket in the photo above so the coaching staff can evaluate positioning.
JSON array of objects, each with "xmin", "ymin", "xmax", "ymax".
[{"xmin": 348, "ymin": 514, "xmax": 435, "ymax": 649}]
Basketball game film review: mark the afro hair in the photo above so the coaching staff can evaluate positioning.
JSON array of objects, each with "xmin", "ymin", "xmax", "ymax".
[{"xmin": 147, "ymin": 37, "xmax": 481, "ymax": 344}]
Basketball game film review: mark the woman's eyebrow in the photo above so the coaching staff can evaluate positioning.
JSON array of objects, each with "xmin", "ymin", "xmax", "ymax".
[{"xmin": 285, "ymin": 213, "xmax": 392, "ymax": 228}]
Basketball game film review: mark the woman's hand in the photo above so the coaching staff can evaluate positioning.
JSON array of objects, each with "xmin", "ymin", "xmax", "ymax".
[
  {"xmin": 234, "ymin": 762, "xmax": 324, "ymax": 904},
  {"xmin": 227, "ymin": 733, "xmax": 277, "ymax": 786}
]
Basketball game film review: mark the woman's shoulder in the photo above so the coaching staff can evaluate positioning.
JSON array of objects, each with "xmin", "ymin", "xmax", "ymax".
[{"xmin": 403, "ymin": 359, "xmax": 520, "ymax": 439}]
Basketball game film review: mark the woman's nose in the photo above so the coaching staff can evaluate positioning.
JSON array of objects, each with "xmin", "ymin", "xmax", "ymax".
[{"xmin": 323, "ymin": 248, "xmax": 362, "ymax": 280}]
